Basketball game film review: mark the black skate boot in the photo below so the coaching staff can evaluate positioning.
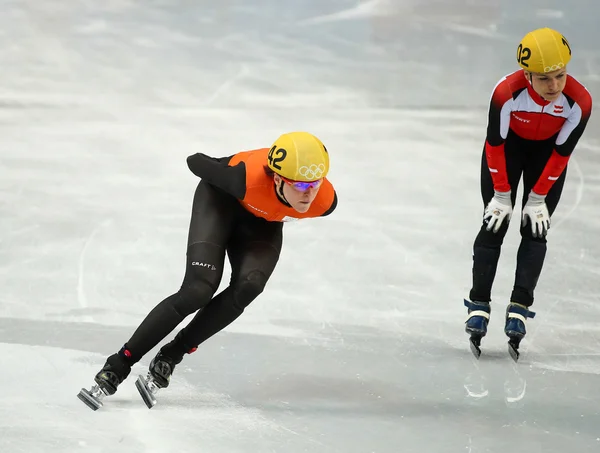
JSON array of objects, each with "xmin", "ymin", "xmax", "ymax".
[
  {"xmin": 149, "ymin": 351, "xmax": 178, "ymax": 388},
  {"xmin": 505, "ymin": 302, "xmax": 536, "ymax": 362},
  {"xmin": 464, "ymin": 299, "xmax": 491, "ymax": 359},
  {"xmin": 77, "ymin": 350, "xmax": 132, "ymax": 411},
  {"xmin": 135, "ymin": 349, "xmax": 186, "ymax": 409}
]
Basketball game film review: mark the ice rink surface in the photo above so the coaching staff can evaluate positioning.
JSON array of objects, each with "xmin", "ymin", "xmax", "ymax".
[{"xmin": 1, "ymin": 1, "xmax": 600, "ymax": 452}]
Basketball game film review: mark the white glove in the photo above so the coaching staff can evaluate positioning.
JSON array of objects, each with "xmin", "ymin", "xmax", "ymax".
[
  {"xmin": 522, "ymin": 191, "xmax": 550, "ymax": 238},
  {"xmin": 483, "ymin": 190, "xmax": 513, "ymax": 233}
]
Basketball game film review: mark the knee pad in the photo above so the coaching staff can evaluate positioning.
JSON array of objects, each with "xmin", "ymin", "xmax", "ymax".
[
  {"xmin": 232, "ymin": 270, "xmax": 268, "ymax": 310},
  {"xmin": 172, "ymin": 279, "xmax": 217, "ymax": 317}
]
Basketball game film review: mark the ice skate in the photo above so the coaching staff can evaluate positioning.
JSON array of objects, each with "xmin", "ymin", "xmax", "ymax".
[
  {"xmin": 77, "ymin": 353, "xmax": 131, "ymax": 411},
  {"xmin": 135, "ymin": 351, "xmax": 179, "ymax": 409},
  {"xmin": 464, "ymin": 299, "xmax": 491, "ymax": 359},
  {"xmin": 504, "ymin": 302, "xmax": 536, "ymax": 362}
]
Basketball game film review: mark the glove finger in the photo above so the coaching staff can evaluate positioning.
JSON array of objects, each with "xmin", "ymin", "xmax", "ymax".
[
  {"xmin": 492, "ymin": 217, "xmax": 502, "ymax": 233},
  {"xmin": 536, "ymin": 221, "xmax": 543, "ymax": 238},
  {"xmin": 486, "ymin": 216, "xmax": 496, "ymax": 232},
  {"xmin": 531, "ymin": 218, "xmax": 538, "ymax": 238}
]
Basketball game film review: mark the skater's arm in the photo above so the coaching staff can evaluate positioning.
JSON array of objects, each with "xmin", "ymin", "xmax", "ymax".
[
  {"xmin": 186, "ymin": 153, "xmax": 247, "ymax": 199},
  {"xmin": 484, "ymin": 80, "xmax": 514, "ymax": 193},
  {"xmin": 533, "ymin": 88, "xmax": 592, "ymax": 195}
]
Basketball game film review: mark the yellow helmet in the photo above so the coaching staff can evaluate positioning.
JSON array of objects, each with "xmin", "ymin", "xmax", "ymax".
[
  {"xmin": 516, "ymin": 27, "xmax": 572, "ymax": 73},
  {"xmin": 267, "ymin": 132, "xmax": 329, "ymax": 182}
]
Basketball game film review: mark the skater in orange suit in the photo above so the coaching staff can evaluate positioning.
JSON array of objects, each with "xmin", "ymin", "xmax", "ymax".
[{"xmin": 79, "ymin": 131, "xmax": 337, "ymax": 409}]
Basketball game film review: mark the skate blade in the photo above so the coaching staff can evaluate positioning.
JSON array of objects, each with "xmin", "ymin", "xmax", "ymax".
[
  {"xmin": 508, "ymin": 341, "xmax": 520, "ymax": 362},
  {"xmin": 135, "ymin": 375, "xmax": 157, "ymax": 409},
  {"xmin": 469, "ymin": 337, "xmax": 482, "ymax": 359},
  {"xmin": 77, "ymin": 388, "xmax": 103, "ymax": 411}
]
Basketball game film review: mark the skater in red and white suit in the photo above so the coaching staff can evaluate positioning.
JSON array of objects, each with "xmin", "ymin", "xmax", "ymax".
[{"xmin": 464, "ymin": 27, "xmax": 592, "ymax": 359}]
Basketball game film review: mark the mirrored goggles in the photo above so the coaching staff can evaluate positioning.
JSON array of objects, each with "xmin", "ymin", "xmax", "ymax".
[{"xmin": 281, "ymin": 177, "xmax": 323, "ymax": 192}]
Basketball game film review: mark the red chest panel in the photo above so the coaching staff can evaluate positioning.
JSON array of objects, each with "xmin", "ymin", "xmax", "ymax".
[{"xmin": 509, "ymin": 110, "xmax": 567, "ymax": 141}]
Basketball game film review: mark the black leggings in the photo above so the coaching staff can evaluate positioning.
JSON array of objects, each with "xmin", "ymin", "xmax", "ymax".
[
  {"xmin": 469, "ymin": 131, "xmax": 567, "ymax": 307},
  {"xmin": 123, "ymin": 182, "xmax": 283, "ymax": 363}
]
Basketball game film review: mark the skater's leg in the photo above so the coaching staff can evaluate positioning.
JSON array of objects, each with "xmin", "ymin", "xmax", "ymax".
[
  {"xmin": 505, "ymin": 143, "xmax": 567, "ymax": 357},
  {"xmin": 511, "ymin": 146, "xmax": 567, "ymax": 306},
  {"xmin": 135, "ymin": 216, "xmax": 282, "ymax": 404},
  {"xmin": 122, "ymin": 182, "xmax": 237, "ymax": 361},
  {"xmin": 465, "ymin": 137, "xmax": 524, "ymax": 357},
  {"xmin": 95, "ymin": 182, "xmax": 236, "ymax": 391},
  {"xmin": 469, "ymin": 141, "xmax": 524, "ymax": 303},
  {"xmin": 122, "ymin": 241, "xmax": 225, "ymax": 360},
  {"xmin": 159, "ymin": 214, "xmax": 283, "ymax": 361}
]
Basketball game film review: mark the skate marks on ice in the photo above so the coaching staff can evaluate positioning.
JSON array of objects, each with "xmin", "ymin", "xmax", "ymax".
[
  {"xmin": 217, "ymin": 329, "xmax": 600, "ymax": 452},
  {"xmin": 0, "ymin": 343, "xmax": 302, "ymax": 453},
  {"xmin": 2, "ymin": 318, "xmax": 600, "ymax": 451},
  {"xmin": 463, "ymin": 355, "xmax": 489, "ymax": 400},
  {"xmin": 463, "ymin": 352, "xmax": 527, "ymax": 408},
  {"xmin": 299, "ymin": 0, "xmax": 503, "ymax": 39},
  {"xmin": 298, "ymin": 0, "xmax": 393, "ymax": 25}
]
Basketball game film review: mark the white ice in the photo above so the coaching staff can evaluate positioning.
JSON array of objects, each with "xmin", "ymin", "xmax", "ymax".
[{"xmin": 1, "ymin": 1, "xmax": 600, "ymax": 452}]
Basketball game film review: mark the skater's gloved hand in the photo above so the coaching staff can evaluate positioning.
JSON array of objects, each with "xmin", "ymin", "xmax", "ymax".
[
  {"xmin": 522, "ymin": 191, "xmax": 550, "ymax": 238},
  {"xmin": 483, "ymin": 190, "xmax": 512, "ymax": 233}
]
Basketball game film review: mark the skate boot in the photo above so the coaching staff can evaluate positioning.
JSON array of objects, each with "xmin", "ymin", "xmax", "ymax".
[
  {"xmin": 464, "ymin": 299, "xmax": 491, "ymax": 359},
  {"xmin": 505, "ymin": 302, "xmax": 536, "ymax": 362},
  {"xmin": 135, "ymin": 350, "xmax": 185, "ymax": 409},
  {"xmin": 77, "ymin": 350, "xmax": 132, "ymax": 411}
]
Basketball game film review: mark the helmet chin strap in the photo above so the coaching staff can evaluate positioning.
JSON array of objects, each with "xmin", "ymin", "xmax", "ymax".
[
  {"xmin": 527, "ymin": 72, "xmax": 549, "ymax": 101},
  {"xmin": 275, "ymin": 179, "xmax": 291, "ymax": 207}
]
